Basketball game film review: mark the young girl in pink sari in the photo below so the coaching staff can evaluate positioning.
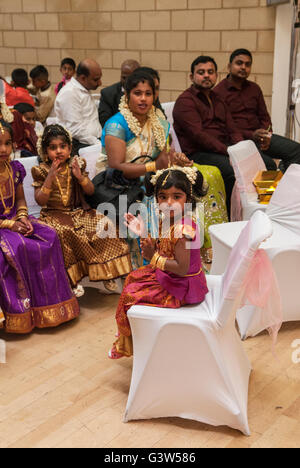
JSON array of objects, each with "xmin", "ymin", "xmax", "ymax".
[{"xmin": 109, "ymin": 166, "xmax": 209, "ymax": 359}]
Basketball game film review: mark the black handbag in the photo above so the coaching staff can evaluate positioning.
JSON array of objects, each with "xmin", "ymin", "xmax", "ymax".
[{"xmin": 86, "ymin": 155, "xmax": 153, "ymax": 218}]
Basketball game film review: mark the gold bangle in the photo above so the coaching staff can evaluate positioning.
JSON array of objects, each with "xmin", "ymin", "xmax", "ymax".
[
  {"xmin": 1, "ymin": 220, "xmax": 15, "ymax": 229},
  {"xmin": 150, "ymin": 252, "xmax": 160, "ymax": 268},
  {"xmin": 41, "ymin": 185, "xmax": 52, "ymax": 196},
  {"xmin": 79, "ymin": 177, "xmax": 90, "ymax": 187},
  {"xmin": 156, "ymin": 256, "xmax": 167, "ymax": 271},
  {"xmin": 17, "ymin": 205, "xmax": 28, "ymax": 211},
  {"xmin": 16, "ymin": 212, "xmax": 28, "ymax": 220},
  {"xmin": 145, "ymin": 161, "xmax": 156, "ymax": 173}
]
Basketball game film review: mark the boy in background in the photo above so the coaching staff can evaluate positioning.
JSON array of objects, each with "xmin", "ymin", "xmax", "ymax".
[
  {"xmin": 12, "ymin": 103, "xmax": 38, "ymax": 157},
  {"xmin": 2, "ymin": 68, "xmax": 35, "ymax": 107},
  {"xmin": 29, "ymin": 65, "xmax": 56, "ymax": 124},
  {"xmin": 55, "ymin": 58, "xmax": 76, "ymax": 95},
  {"xmin": 14, "ymin": 102, "xmax": 36, "ymax": 127}
]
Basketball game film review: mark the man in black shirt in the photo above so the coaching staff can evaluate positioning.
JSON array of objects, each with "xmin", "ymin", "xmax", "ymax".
[{"xmin": 98, "ymin": 59, "xmax": 140, "ymax": 127}]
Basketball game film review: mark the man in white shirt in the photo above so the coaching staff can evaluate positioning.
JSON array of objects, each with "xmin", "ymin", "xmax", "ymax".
[{"xmin": 54, "ymin": 58, "xmax": 102, "ymax": 155}]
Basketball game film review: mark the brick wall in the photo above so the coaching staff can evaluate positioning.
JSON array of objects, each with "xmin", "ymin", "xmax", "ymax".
[{"xmin": 0, "ymin": 0, "xmax": 276, "ymax": 110}]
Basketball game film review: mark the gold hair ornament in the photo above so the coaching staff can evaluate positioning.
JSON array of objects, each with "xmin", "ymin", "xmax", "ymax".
[{"xmin": 150, "ymin": 165, "xmax": 198, "ymax": 187}]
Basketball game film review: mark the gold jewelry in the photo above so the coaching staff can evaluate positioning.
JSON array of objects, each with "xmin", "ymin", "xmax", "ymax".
[
  {"xmin": 41, "ymin": 185, "xmax": 52, "ymax": 196},
  {"xmin": 0, "ymin": 219, "xmax": 15, "ymax": 229},
  {"xmin": 136, "ymin": 120, "xmax": 152, "ymax": 156},
  {"xmin": 151, "ymin": 165, "xmax": 198, "ymax": 187},
  {"xmin": 145, "ymin": 161, "xmax": 156, "ymax": 173},
  {"xmin": 16, "ymin": 205, "xmax": 28, "ymax": 217},
  {"xmin": 0, "ymin": 102, "xmax": 13, "ymax": 124},
  {"xmin": 0, "ymin": 162, "xmax": 15, "ymax": 215},
  {"xmin": 79, "ymin": 177, "xmax": 89, "ymax": 187},
  {"xmin": 166, "ymin": 137, "xmax": 170, "ymax": 154},
  {"xmin": 150, "ymin": 252, "xmax": 160, "ymax": 268},
  {"xmin": 16, "ymin": 210, "xmax": 28, "ymax": 220},
  {"xmin": 55, "ymin": 166, "xmax": 71, "ymax": 207},
  {"xmin": 0, "ymin": 122, "xmax": 5, "ymax": 135},
  {"xmin": 162, "ymin": 171, "xmax": 171, "ymax": 187},
  {"xmin": 156, "ymin": 256, "xmax": 167, "ymax": 271}
]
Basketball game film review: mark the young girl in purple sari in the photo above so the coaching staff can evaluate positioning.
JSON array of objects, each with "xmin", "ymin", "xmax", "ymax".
[
  {"xmin": 0, "ymin": 120, "xmax": 79, "ymax": 334},
  {"xmin": 109, "ymin": 166, "xmax": 209, "ymax": 359}
]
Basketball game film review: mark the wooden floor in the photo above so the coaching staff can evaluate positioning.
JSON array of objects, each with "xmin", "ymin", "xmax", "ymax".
[{"xmin": 0, "ymin": 287, "xmax": 299, "ymax": 449}]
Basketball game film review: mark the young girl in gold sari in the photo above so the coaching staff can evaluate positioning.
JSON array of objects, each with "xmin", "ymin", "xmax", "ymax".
[{"xmin": 32, "ymin": 124, "xmax": 132, "ymax": 295}]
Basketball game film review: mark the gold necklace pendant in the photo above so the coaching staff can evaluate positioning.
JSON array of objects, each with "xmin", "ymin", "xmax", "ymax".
[
  {"xmin": 0, "ymin": 162, "xmax": 15, "ymax": 215},
  {"xmin": 55, "ymin": 167, "xmax": 71, "ymax": 207}
]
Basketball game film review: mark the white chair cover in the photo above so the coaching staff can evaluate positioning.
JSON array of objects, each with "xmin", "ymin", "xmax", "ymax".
[
  {"xmin": 228, "ymin": 140, "xmax": 266, "ymax": 221},
  {"xmin": 161, "ymin": 101, "xmax": 175, "ymax": 124},
  {"xmin": 266, "ymin": 164, "xmax": 300, "ymax": 236},
  {"xmin": 79, "ymin": 144, "xmax": 102, "ymax": 180},
  {"xmin": 19, "ymin": 156, "xmax": 41, "ymax": 218},
  {"xmin": 161, "ymin": 102, "xmax": 182, "ymax": 153},
  {"xmin": 209, "ymin": 164, "xmax": 300, "ymax": 338},
  {"xmin": 34, "ymin": 121, "xmax": 44, "ymax": 136},
  {"xmin": 124, "ymin": 211, "xmax": 273, "ymax": 435},
  {"xmin": 79, "ymin": 143, "xmax": 102, "ymax": 179}
]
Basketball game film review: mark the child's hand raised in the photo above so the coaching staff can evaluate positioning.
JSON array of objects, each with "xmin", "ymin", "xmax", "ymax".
[
  {"xmin": 71, "ymin": 158, "xmax": 82, "ymax": 180},
  {"xmin": 48, "ymin": 158, "xmax": 62, "ymax": 179},
  {"xmin": 124, "ymin": 213, "xmax": 146, "ymax": 238},
  {"xmin": 141, "ymin": 238, "xmax": 155, "ymax": 261}
]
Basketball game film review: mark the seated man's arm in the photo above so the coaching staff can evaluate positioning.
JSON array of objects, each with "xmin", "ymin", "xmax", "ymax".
[
  {"xmin": 225, "ymin": 107, "xmax": 244, "ymax": 145},
  {"xmin": 257, "ymin": 87, "xmax": 272, "ymax": 131},
  {"xmin": 173, "ymin": 96, "xmax": 228, "ymax": 155},
  {"xmin": 243, "ymin": 88, "xmax": 272, "ymax": 141}
]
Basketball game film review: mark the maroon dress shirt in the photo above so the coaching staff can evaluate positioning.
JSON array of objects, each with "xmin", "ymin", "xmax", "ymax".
[
  {"xmin": 173, "ymin": 85, "xmax": 243, "ymax": 156},
  {"xmin": 214, "ymin": 77, "xmax": 272, "ymax": 140}
]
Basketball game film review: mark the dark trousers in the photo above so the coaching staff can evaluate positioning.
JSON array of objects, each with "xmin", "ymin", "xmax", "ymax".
[
  {"xmin": 190, "ymin": 151, "xmax": 235, "ymax": 217},
  {"xmin": 261, "ymin": 133, "xmax": 300, "ymax": 172}
]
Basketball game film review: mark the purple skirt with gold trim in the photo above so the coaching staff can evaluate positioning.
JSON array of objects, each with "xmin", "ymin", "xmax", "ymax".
[{"xmin": 0, "ymin": 218, "xmax": 79, "ymax": 334}]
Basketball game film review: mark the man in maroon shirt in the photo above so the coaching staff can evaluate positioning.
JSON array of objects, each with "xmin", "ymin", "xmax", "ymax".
[
  {"xmin": 214, "ymin": 48, "xmax": 300, "ymax": 171},
  {"xmin": 173, "ymin": 56, "xmax": 243, "ymax": 215}
]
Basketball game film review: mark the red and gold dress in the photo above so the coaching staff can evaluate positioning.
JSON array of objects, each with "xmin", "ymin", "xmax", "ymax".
[
  {"xmin": 113, "ymin": 217, "xmax": 209, "ymax": 357},
  {"xmin": 32, "ymin": 160, "xmax": 132, "ymax": 287}
]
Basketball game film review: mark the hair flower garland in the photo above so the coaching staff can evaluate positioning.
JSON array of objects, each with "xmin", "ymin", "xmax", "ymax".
[{"xmin": 150, "ymin": 165, "xmax": 198, "ymax": 187}]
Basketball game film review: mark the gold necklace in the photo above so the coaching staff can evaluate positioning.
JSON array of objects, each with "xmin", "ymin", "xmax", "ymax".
[
  {"xmin": 55, "ymin": 166, "xmax": 71, "ymax": 207},
  {"xmin": 0, "ymin": 162, "xmax": 15, "ymax": 215},
  {"xmin": 137, "ymin": 120, "xmax": 152, "ymax": 156}
]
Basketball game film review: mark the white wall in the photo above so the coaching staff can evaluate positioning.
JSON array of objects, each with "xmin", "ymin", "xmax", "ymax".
[{"xmin": 272, "ymin": 1, "xmax": 294, "ymax": 136}]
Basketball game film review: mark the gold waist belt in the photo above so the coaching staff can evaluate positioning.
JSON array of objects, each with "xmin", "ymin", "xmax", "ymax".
[{"xmin": 184, "ymin": 268, "xmax": 202, "ymax": 278}]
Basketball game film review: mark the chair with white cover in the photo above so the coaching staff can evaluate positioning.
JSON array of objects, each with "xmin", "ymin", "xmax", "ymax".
[
  {"xmin": 161, "ymin": 101, "xmax": 175, "ymax": 125},
  {"xmin": 228, "ymin": 140, "xmax": 267, "ymax": 222},
  {"xmin": 79, "ymin": 143, "xmax": 103, "ymax": 176},
  {"xmin": 124, "ymin": 211, "xmax": 273, "ymax": 435},
  {"xmin": 19, "ymin": 156, "xmax": 41, "ymax": 218},
  {"xmin": 161, "ymin": 102, "xmax": 182, "ymax": 153},
  {"xmin": 209, "ymin": 164, "xmax": 300, "ymax": 338}
]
